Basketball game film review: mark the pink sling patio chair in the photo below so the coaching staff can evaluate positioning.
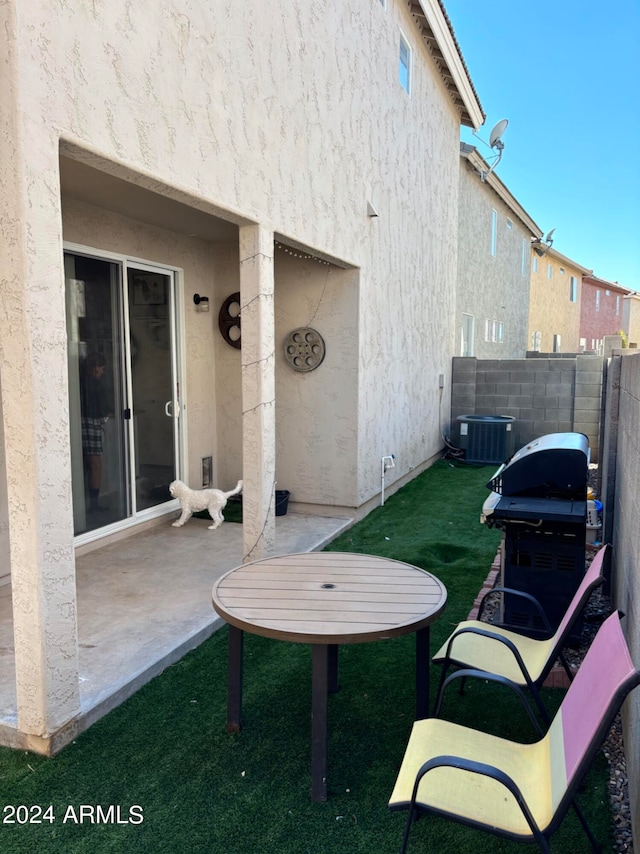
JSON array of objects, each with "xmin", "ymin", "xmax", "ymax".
[
  {"xmin": 389, "ymin": 609, "xmax": 639, "ymax": 853},
  {"xmin": 432, "ymin": 544, "xmax": 608, "ymax": 723}
]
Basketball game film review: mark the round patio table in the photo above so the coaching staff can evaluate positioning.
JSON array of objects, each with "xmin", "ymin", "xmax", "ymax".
[{"xmin": 212, "ymin": 551, "xmax": 447, "ymax": 801}]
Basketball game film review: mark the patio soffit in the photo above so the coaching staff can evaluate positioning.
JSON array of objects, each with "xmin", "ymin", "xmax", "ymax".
[{"xmin": 59, "ymin": 154, "xmax": 242, "ymax": 244}]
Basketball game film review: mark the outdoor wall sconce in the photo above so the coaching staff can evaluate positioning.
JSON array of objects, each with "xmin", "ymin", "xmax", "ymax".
[{"xmin": 193, "ymin": 294, "xmax": 210, "ymax": 312}]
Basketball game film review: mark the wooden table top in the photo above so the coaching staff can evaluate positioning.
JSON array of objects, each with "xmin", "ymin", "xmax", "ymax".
[{"xmin": 212, "ymin": 551, "xmax": 447, "ymax": 645}]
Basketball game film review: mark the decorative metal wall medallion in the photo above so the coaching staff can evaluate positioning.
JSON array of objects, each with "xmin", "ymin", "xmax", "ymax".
[
  {"xmin": 218, "ymin": 292, "xmax": 241, "ymax": 348},
  {"xmin": 284, "ymin": 327, "xmax": 326, "ymax": 372}
]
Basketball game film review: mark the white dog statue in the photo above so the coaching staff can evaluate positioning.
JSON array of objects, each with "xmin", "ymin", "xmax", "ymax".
[{"xmin": 169, "ymin": 479, "xmax": 243, "ymax": 530}]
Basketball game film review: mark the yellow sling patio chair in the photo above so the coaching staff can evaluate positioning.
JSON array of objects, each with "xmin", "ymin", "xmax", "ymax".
[
  {"xmin": 432, "ymin": 544, "xmax": 608, "ymax": 723},
  {"xmin": 389, "ymin": 609, "xmax": 639, "ymax": 854}
]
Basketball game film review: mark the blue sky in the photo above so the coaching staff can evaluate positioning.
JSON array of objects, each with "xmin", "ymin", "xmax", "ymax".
[{"xmin": 443, "ymin": 0, "xmax": 640, "ymax": 291}]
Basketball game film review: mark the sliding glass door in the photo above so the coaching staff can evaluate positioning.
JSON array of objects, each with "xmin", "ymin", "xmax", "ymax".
[{"xmin": 65, "ymin": 250, "xmax": 181, "ymax": 537}]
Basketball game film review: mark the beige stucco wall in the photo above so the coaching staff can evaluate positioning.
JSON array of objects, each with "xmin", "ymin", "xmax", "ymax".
[
  {"xmin": 0, "ymin": 0, "xmax": 469, "ymax": 741},
  {"xmin": 209, "ymin": 248, "xmax": 360, "ymax": 507},
  {"xmin": 456, "ymin": 158, "xmax": 532, "ymax": 359},
  {"xmin": 274, "ymin": 256, "xmax": 359, "ymax": 507},
  {"xmin": 9, "ymin": 0, "xmax": 461, "ymax": 505},
  {"xmin": 527, "ymin": 251, "xmax": 584, "ymax": 352}
]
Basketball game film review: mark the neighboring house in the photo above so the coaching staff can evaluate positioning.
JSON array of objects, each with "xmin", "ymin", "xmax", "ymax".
[
  {"xmin": 0, "ymin": 1, "xmax": 483, "ymax": 750},
  {"xmin": 622, "ymin": 291, "xmax": 640, "ymax": 348},
  {"xmin": 456, "ymin": 143, "xmax": 542, "ymax": 359},
  {"xmin": 580, "ymin": 275, "xmax": 632, "ymax": 353},
  {"xmin": 528, "ymin": 246, "xmax": 591, "ymax": 353}
]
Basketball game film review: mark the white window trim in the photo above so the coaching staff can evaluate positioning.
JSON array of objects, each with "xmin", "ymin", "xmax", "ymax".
[
  {"xmin": 461, "ymin": 313, "xmax": 475, "ymax": 357},
  {"xmin": 490, "ymin": 209, "xmax": 497, "ymax": 257},
  {"xmin": 399, "ymin": 31, "xmax": 412, "ymax": 94},
  {"xmin": 570, "ymin": 276, "xmax": 578, "ymax": 303}
]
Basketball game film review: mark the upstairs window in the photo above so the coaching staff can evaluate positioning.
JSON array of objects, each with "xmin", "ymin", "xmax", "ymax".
[
  {"xmin": 490, "ymin": 209, "xmax": 497, "ymax": 256},
  {"xmin": 616, "ymin": 295, "xmax": 620, "ymax": 315},
  {"xmin": 484, "ymin": 319, "xmax": 503, "ymax": 343},
  {"xmin": 399, "ymin": 33, "xmax": 411, "ymax": 94},
  {"xmin": 461, "ymin": 314, "xmax": 474, "ymax": 357},
  {"xmin": 595, "ymin": 290, "xmax": 601, "ymax": 311},
  {"xmin": 547, "ymin": 264, "xmax": 553, "ymax": 279},
  {"xmin": 570, "ymin": 276, "xmax": 578, "ymax": 302},
  {"xmin": 521, "ymin": 239, "xmax": 528, "ymax": 277},
  {"xmin": 533, "ymin": 255, "xmax": 538, "ymax": 273}
]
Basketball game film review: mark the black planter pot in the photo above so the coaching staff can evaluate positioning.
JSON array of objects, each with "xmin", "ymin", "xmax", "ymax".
[
  {"xmin": 227, "ymin": 490, "xmax": 290, "ymax": 518},
  {"xmin": 275, "ymin": 490, "xmax": 290, "ymax": 516}
]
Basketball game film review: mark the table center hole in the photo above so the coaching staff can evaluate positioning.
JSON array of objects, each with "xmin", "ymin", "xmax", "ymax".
[{"xmin": 321, "ymin": 583, "xmax": 336, "ymax": 589}]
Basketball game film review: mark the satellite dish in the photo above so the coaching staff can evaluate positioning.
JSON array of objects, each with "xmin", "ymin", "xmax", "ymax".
[
  {"xmin": 489, "ymin": 118, "xmax": 509, "ymax": 149},
  {"xmin": 545, "ymin": 228, "xmax": 556, "ymax": 243}
]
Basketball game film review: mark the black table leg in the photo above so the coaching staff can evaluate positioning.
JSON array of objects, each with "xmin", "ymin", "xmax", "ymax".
[
  {"xmin": 227, "ymin": 625, "xmax": 244, "ymax": 733},
  {"xmin": 311, "ymin": 644, "xmax": 329, "ymax": 801},
  {"xmin": 328, "ymin": 644, "xmax": 339, "ymax": 693},
  {"xmin": 415, "ymin": 626, "xmax": 430, "ymax": 719}
]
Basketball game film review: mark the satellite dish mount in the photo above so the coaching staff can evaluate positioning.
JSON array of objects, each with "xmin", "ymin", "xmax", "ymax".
[
  {"xmin": 474, "ymin": 118, "xmax": 509, "ymax": 181},
  {"xmin": 532, "ymin": 228, "xmax": 556, "ymax": 256}
]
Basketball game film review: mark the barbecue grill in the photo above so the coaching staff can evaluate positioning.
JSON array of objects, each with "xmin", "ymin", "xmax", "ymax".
[{"xmin": 482, "ymin": 432, "xmax": 589, "ymax": 639}]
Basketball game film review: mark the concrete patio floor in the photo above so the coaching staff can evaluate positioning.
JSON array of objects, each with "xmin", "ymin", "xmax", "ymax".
[{"xmin": 0, "ymin": 510, "xmax": 353, "ymax": 751}]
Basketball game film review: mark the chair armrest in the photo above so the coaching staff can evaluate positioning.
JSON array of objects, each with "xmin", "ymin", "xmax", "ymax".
[
  {"xmin": 478, "ymin": 586, "xmax": 553, "ymax": 634},
  {"xmin": 408, "ymin": 754, "xmax": 544, "ymax": 842},
  {"xmin": 442, "ymin": 625, "xmax": 534, "ymax": 687},
  {"xmin": 434, "ymin": 668, "xmax": 543, "ymax": 734}
]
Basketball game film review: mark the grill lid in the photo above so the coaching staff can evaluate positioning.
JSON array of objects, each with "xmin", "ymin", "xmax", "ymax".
[{"xmin": 487, "ymin": 432, "xmax": 589, "ymax": 499}]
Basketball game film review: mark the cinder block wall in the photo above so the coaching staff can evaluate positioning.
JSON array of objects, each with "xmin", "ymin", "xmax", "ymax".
[{"xmin": 451, "ymin": 354, "xmax": 604, "ymax": 460}]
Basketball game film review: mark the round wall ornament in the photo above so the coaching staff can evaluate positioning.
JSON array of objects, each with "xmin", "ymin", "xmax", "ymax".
[
  {"xmin": 284, "ymin": 327, "xmax": 326, "ymax": 372},
  {"xmin": 218, "ymin": 292, "xmax": 241, "ymax": 349}
]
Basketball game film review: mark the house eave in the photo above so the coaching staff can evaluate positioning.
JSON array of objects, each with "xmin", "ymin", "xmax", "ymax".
[
  {"xmin": 543, "ymin": 247, "xmax": 593, "ymax": 276},
  {"xmin": 583, "ymin": 273, "xmax": 633, "ymax": 293},
  {"xmin": 408, "ymin": 0, "xmax": 485, "ymax": 129},
  {"xmin": 461, "ymin": 144, "xmax": 542, "ymax": 237}
]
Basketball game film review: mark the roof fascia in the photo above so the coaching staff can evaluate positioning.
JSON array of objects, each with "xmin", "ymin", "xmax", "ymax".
[
  {"xmin": 583, "ymin": 274, "xmax": 631, "ymax": 293},
  {"xmin": 461, "ymin": 146, "xmax": 542, "ymax": 237},
  {"xmin": 545, "ymin": 247, "xmax": 592, "ymax": 275},
  {"xmin": 411, "ymin": 0, "xmax": 484, "ymax": 129}
]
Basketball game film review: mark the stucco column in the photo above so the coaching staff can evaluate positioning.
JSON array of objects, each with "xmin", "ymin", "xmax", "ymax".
[
  {"xmin": 0, "ymin": 6, "xmax": 80, "ymax": 747},
  {"xmin": 239, "ymin": 225, "xmax": 276, "ymax": 562}
]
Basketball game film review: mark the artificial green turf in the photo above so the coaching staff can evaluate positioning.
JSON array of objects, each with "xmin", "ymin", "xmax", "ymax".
[{"xmin": 0, "ymin": 460, "xmax": 614, "ymax": 853}]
